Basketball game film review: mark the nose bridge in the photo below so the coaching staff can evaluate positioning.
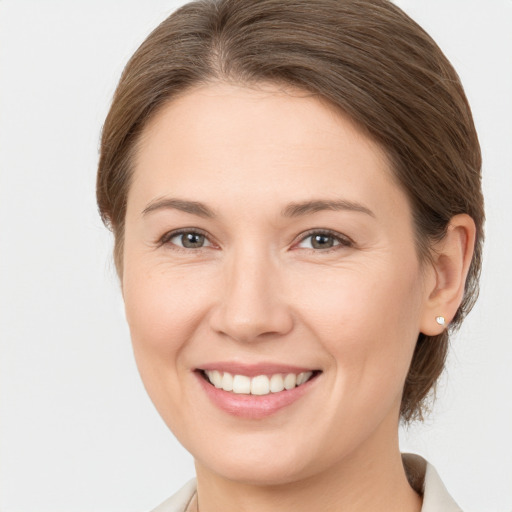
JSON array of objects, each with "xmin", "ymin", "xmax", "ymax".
[{"xmin": 211, "ymin": 243, "xmax": 293, "ymax": 342}]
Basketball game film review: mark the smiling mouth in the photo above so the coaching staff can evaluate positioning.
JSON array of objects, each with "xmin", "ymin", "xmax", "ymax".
[{"xmin": 198, "ymin": 369, "xmax": 321, "ymax": 396}]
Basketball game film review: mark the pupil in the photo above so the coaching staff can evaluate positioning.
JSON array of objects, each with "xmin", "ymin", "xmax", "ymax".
[
  {"xmin": 183, "ymin": 233, "xmax": 204, "ymax": 248},
  {"xmin": 312, "ymin": 234, "xmax": 333, "ymax": 249}
]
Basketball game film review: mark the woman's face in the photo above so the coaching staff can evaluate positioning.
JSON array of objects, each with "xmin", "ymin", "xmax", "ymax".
[{"xmin": 123, "ymin": 83, "xmax": 435, "ymax": 484}]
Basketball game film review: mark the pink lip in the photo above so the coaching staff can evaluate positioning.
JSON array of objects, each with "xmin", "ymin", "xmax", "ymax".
[
  {"xmin": 197, "ymin": 361, "xmax": 316, "ymax": 377},
  {"xmin": 194, "ymin": 369, "xmax": 320, "ymax": 420}
]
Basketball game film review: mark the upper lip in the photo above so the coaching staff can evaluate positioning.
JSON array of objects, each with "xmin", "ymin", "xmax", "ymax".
[{"xmin": 196, "ymin": 361, "xmax": 319, "ymax": 377}]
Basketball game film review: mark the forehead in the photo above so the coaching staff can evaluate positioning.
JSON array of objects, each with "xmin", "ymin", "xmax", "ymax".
[
  {"xmin": 129, "ymin": 82, "xmax": 407, "ymax": 222},
  {"xmin": 137, "ymin": 82, "xmax": 389, "ymax": 166}
]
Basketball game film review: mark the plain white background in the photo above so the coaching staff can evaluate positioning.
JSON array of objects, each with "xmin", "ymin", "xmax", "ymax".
[{"xmin": 0, "ymin": 1, "xmax": 511, "ymax": 511}]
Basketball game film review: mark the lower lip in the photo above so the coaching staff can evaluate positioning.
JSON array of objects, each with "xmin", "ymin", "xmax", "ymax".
[{"xmin": 195, "ymin": 371, "xmax": 319, "ymax": 419}]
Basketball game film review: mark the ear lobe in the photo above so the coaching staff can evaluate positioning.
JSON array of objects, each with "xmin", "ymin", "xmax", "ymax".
[{"xmin": 420, "ymin": 214, "xmax": 476, "ymax": 336}]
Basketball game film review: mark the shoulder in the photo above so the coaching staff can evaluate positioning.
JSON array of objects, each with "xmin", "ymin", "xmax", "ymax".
[
  {"xmin": 402, "ymin": 453, "xmax": 463, "ymax": 512},
  {"xmin": 149, "ymin": 479, "xmax": 197, "ymax": 512}
]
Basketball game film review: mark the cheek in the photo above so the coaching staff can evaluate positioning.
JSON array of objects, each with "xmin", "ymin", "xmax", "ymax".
[
  {"xmin": 123, "ymin": 256, "xmax": 208, "ymax": 350},
  {"xmin": 121, "ymin": 261, "xmax": 218, "ymax": 439},
  {"xmin": 295, "ymin": 259, "xmax": 424, "ymax": 395},
  {"xmin": 121, "ymin": 254, "xmax": 213, "ymax": 409}
]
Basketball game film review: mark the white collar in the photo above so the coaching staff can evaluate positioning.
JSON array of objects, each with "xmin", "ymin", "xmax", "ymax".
[{"xmin": 403, "ymin": 453, "xmax": 462, "ymax": 511}]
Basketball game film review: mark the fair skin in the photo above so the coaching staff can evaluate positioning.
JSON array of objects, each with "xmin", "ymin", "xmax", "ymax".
[{"xmin": 122, "ymin": 82, "xmax": 475, "ymax": 512}]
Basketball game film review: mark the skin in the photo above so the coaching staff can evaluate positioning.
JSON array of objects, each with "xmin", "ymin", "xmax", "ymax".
[{"xmin": 122, "ymin": 82, "xmax": 475, "ymax": 512}]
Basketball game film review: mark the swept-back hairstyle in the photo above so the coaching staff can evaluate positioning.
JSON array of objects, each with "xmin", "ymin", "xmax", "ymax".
[{"xmin": 97, "ymin": 0, "xmax": 484, "ymax": 421}]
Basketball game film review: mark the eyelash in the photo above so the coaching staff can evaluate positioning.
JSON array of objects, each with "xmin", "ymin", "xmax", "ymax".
[{"xmin": 157, "ymin": 228, "xmax": 353, "ymax": 253}]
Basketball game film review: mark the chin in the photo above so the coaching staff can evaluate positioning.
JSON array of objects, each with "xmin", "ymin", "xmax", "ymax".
[
  {"xmin": 198, "ymin": 453, "xmax": 316, "ymax": 486},
  {"xmin": 189, "ymin": 428, "xmax": 338, "ymax": 487}
]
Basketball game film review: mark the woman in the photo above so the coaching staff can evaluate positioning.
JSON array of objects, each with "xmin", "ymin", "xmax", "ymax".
[{"xmin": 97, "ymin": 0, "xmax": 483, "ymax": 510}]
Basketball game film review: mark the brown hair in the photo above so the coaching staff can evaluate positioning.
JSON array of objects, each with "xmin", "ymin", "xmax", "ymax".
[{"xmin": 97, "ymin": 0, "xmax": 484, "ymax": 422}]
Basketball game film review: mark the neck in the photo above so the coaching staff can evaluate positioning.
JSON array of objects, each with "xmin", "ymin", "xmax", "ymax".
[{"xmin": 194, "ymin": 417, "xmax": 422, "ymax": 512}]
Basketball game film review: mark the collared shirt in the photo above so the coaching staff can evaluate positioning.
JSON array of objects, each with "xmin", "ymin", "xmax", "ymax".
[{"xmin": 150, "ymin": 454, "xmax": 462, "ymax": 512}]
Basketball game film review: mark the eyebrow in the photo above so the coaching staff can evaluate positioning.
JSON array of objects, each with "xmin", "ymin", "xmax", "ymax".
[
  {"xmin": 142, "ymin": 197, "xmax": 216, "ymax": 218},
  {"xmin": 282, "ymin": 199, "xmax": 375, "ymax": 218},
  {"xmin": 141, "ymin": 197, "xmax": 375, "ymax": 219}
]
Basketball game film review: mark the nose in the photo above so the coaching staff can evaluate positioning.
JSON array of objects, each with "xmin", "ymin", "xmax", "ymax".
[{"xmin": 209, "ymin": 248, "xmax": 294, "ymax": 343}]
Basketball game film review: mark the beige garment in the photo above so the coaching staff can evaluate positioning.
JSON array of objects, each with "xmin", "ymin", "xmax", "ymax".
[{"xmin": 149, "ymin": 453, "xmax": 462, "ymax": 512}]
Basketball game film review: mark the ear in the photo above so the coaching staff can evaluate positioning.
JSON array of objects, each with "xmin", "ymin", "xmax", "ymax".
[{"xmin": 420, "ymin": 214, "xmax": 476, "ymax": 336}]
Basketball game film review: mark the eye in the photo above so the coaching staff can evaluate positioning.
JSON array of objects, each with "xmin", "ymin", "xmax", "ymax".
[
  {"xmin": 161, "ymin": 229, "xmax": 213, "ymax": 249},
  {"xmin": 296, "ymin": 230, "xmax": 352, "ymax": 250}
]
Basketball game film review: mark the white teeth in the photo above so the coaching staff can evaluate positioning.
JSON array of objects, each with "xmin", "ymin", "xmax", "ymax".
[
  {"xmin": 221, "ymin": 371, "xmax": 233, "ymax": 391},
  {"xmin": 296, "ymin": 371, "xmax": 313, "ymax": 386},
  {"xmin": 269, "ymin": 374, "xmax": 285, "ymax": 393},
  {"xmin": 284, "ymin": 373, "xmax": 296, "ymax": 389},
  {"xmin": 204, "ymin": 370, "xmax": 315, "ymax": 395},
  {"xmin": 251, "ymin": 375, "xmax": 270, "ymax": 395},
  {"xmin": 210, "ymin": 370, "xmax": 222, "ymax": 388},
  {"xmin": 232, "ymin": 374, "xmax": 251, "ymax": 394}
]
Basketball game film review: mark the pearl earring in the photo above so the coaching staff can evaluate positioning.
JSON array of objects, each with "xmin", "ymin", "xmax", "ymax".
[{"xmin": 435, "ymin": 316, "xmax": 446, "ymax": 326}]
